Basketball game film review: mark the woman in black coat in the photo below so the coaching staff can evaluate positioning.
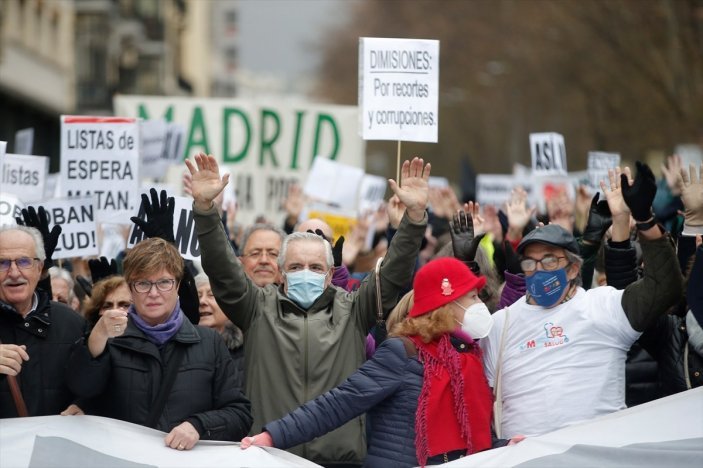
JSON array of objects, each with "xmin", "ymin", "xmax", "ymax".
[{"xmin": 67, "ymin": 238, "xmax": 252, "ymax": 450}]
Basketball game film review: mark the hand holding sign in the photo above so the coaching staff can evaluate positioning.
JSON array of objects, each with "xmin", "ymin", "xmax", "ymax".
[
  {"xmin": 130, "ymin": 189, "xmax": 175, "ymax": 243},
  {"xmin": 388, "ymin": 157, "xmax": 431, "ymax": 222},
  {"xmin": 15, "ymin": 206, "xmax": 61, "ymax": 270},
  {"xmin": 185, "ymin": 153, "xmax": 230, "ymax": 211}
]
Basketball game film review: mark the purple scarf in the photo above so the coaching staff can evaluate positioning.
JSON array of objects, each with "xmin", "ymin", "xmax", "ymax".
[{"xmin": 129, "ymin": 300, "xmax": 184, "ymax": 347}]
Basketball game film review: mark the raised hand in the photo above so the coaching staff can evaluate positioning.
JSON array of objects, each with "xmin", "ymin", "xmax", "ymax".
[
  {"xmin": 600, "ymin": 166, "xmax": 632, "ymax": 220},
  {"xmin": 388, "ymin": 157, "xmax": 431, "ymax": 222},
  {"xmin": 184, "ymin": 153, "xmax": 230, "ymax": 211},
  {"xmin": 661, "ymin": 154, "xmax": 684, "ymax": 196},
  {"xmin": 620, "ymin": 161, "xmax": 657, "ymax": 222},
  {"xmin": 130, "ymin": 188, "xmax": 175, "ymax": 242},
  {"xmin": 450, "ymin": 210, "xmax": 485, "ymax": 264},
  {"xmin": 505, "ymin": 187, "xmax": 535, "ymax": 241},
  {"xmin": 386, "ymin": 195, "xmax": 406, "ymax": 229},
  {"xmin": 677, "ymin": 162, "xmax": 703, "ymax": 235},
  {"xmin": 283, "ymin": 183, "xmax": 305, "ymax": 220},
  {"xmin": 462, "ymin": 201, "xmax": 485, "ymax": 235},
  {"xmin": 88, "ymin": 257, "xmax": 119, "ymax": 284},
  {"xmin": 582, "ymin": 193, "xmax": 613, "ymax": 245},
  {"xmin": 15, "ymin": 206, "xmax": 61, "ymax": 269}
]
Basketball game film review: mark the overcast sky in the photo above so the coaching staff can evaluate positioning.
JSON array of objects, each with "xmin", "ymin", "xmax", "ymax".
[{"xmin": 237, "ymin": 0, "xmax": 357, "ymax": 88}]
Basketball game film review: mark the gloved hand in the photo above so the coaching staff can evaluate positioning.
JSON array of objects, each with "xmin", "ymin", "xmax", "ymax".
[
  {"xmin": 88, "ymin": 257, "xmax": 119, "ymax": 284},
  {"xmin": 450, "ymin": 210, "xmax": 485, "ymax": 263},
  {"xmin": 75, "ymin": 276, "xmax": 93, "ymax": 298},
  {"xmin": 582, "ymin": 193, "xmax": 613, "ymax": 244},
  {"xmin": 130, "ymin": 189, "xmax": 175, "ymax": 243},
  {"xmin": 503, "ymin": 240, "xmax": 523, "ymax": 275},
  {"xmin": 15, "ymin": 206, "xmax": 61, "ymax": 269},
  {"xmin": 620, "ymin": 161, "xmax": 657, "ymax": 222},
  {"xmin": 307, "ymin": 229, "xmax": 344, "ymax": 267}
]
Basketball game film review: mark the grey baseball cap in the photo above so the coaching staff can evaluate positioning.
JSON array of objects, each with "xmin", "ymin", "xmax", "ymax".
[{"xmin": 517, "ymin": 224, "xmax": 579, "ymax": 255}]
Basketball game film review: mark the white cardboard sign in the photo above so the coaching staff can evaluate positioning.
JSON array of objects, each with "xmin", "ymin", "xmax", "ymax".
[
  {"xmin": 359, "ymin": 37, "xmax": 439, "ymax": 142},
  {"xmin": 14, "ymin": 128, "xmax": 34, "ymax": 155},
  {"xmin": 0, "ymin": 192, "xmax": 24, "ymax": 227},
  {"xmin": 530, "ymin": 132, "xmax": 567, "ymax": 176},
  {"xmin": 1, "ymin": 153, "xmax": 49, "ymax": 203},
  {"xmin": 60, "ymin": 116, "xmax": 140, "ymax": 224},
  {"xmin": 303, "ymin": 157, "xmax": 365, "ymax": 210},
  {"xmin": 588, "ymin": 151, "xmax": 620, "ymax": 192},
  {"xmin": 357, "ymin": 174, "xmax": 387, "ymax": 214},
  {"xmin": 127, "ymin": 195, "xmax": 200, "ymax": 261},
  {"xmin": 139, "ymin": 119, "xmax": 168, "ymax": 179},
  {"xmin": 30, "ymin": 196, "xmax": 99, "ymax": 259}
]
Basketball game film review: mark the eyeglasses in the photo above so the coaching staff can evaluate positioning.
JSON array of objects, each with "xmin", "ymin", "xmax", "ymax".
[
  {"xmin": 131, "ymin": 278, "xmax": 176, "ymax": 294},
  {"xmin": 242, "ymin": 249, "xmax": 279, "ymax": 260},
  {"xmin": 0, "ymin": 257, "xmax": 41, "ymax": 272},
  {"xmin": 520, "ymin": 255, "xmax": 567, "ymax": 273}
]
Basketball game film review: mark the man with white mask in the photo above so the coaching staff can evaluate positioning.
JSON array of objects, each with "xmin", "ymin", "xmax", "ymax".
[{"xmin": 187, "ymin": 153, "xmax": 431, "ymax": 467}]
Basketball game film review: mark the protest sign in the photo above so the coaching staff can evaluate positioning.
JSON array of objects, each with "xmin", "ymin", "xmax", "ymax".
[
  {"xmin": 127, "ymin": 195, "xmax": 200, "ymax": 260},
  {"xmin": 0, "ymin": 415, "xmax": 322, "ymax": 468},
  {"xmin": 28, "ymin": 196, "xmax": 99, "ymax": 259},
  {"xmin": 60, "ymin": 116, "xmax": 140, "ymax": 224},
  {"xmin": 114, "ymin": 95, "xmax": 363, "ymax": 226},
  {"xmin": 1, "ymin": 153, "xmax": 49, "ymax": 203},
  {"xmin": 530, "ymin": 132, "xmax": 567, "ymax": 176},
  {"xmin": 428, "ymin": 176, "xmax": 449, "ymax": 188},
  {"xmin": 139, "ymin": 119, "xmax": 168, "ymax": 179},
  {"xmin": 476, "ymin": 174, "xmax": 536, "ymax": 208},
  {"xmin": 0, "ymin": 192, "xmax": 24, "ymax": 226},
  {"xmin": 14, "ymin": 127, "xmax": 34, "ymax": 155},
  {"xmin": 305, "ymin": 203, "xmax": 358, "ymax": 242},
  {"xmin": 303, "ymin": 157, "xmax": 365, "ymax": 211},
  {"xmin": 359, "ymin": 37, "xmax": 439, "ymax": 142},
  {"xmin": 588, "ymin": 152, "xmax": 620, "ymax": 192},
  {"xmin": 358, "ymin": 174, "xmax": 387, "ymax": 214}
]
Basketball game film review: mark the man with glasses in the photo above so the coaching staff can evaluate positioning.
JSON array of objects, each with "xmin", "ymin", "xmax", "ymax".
[
  {"xmin": 238, "ymin": 224, "xmax": 285, "ymax": 287},
  {"xmin": 0, "ymin": 225, "xmax": 86, "ymax": 417},
  {"xmin": 481, "ymin": 162, "xmax": 684, "ymax": 440},
  {"xmin": 188, "ymin": 153, "xmax": 430, "ymax": 467}
]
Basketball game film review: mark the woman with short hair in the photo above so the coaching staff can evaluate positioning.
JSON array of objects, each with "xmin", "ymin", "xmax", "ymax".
[{"xmin": 68, "ymin": 237, "xmax": 252, "ymax": 450}]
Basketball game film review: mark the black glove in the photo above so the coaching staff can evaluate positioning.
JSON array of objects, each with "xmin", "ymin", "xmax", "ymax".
[
  {"xmin": 621, "ymin": 161, "xmax": 657, "ymax": 222},
  {"xmin": 88, "ymin": 257, "xmax": 118, "ymax": 284},
  {"xmin": 15, "ymin": 206, "xmax": 61, "ymax": 269},
  {"xmin": 503, "ymin": 240, "xmax": 523, "ymax": 275},
  {"xmin": 582, "ymin": 193, "xmax": 612, "ymax": 244},
  {"xmin": 307, "ymin": 229, "xmax": 344, "ymax": 267},
  {"xmin": 450, "ymin": 210, "xmax": 485, "ymax": 263},
  {"xmin": 130, "ymin": 188, "xmax": 175, "ymax": 243},
  {"xmin": 75, "ymin": 276, "xmax": 93, "ymax": 298}
]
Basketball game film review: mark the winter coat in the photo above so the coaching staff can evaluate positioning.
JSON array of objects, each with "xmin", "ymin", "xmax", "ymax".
[
  {"xmin": 265, "ymin": 337, "xmax": 493, "ymax": 468},
  {"xmin": 66, "ymin": 315, "xmax": 252, "ymax": 441},
  {"xmin": 194, "ymin": 204, "xmax": 427, "ymax": 465},
  {"xmin": 0, "ymin": 290, "xmax": 87, "ymax": 417},
  {"xmin": 220, "ymin": 321, "xmax": 246, "ymax": 390}
]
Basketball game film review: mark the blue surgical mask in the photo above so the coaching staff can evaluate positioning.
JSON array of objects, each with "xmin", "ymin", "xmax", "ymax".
[
  {"xmin": 525, "ymin": 267, "xmax": 569, "ymax": 308},
  {"xmin": 285, "ymin": 269, "xmax": 327, "ymax": 309}
]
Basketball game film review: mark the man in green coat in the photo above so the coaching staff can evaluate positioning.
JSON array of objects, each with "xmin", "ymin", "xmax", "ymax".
[{"xmin": 187, "ymin": 153, "xmax": 431, "ymax": 466}]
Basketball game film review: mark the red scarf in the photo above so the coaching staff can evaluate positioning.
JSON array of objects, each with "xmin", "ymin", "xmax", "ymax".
[{"xmin": 410, "ymin": 334, "xmax": 493, "ymax": 467}]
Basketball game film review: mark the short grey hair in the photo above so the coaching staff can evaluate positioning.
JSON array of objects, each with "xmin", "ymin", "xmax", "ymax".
[
  {"xmin": 565, "ymin": 250, "xmax": 584, "ymax": 287},
  {"xmin": 278, "ymin": 232, "xmax": 334, "ymax": 271},
  {"xmin": 194, "ymin": 272, "xmax": 210, "ymax": 288},
  {"xmin": 49, "ymin": 266, "xmax": 76, "ymax": 302},
  {"xmin": 0, "ymin": 225, "xmax": 46, "ymax": 261},
  {"xmin": 240, "ymin": 223, "xmax": 286, "ymax": 255}
]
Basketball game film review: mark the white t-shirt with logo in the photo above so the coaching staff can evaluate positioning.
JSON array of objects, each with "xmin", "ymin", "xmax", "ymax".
[{"xmin": 481, "ymin": 286, "xmax": 641, "ymax": 439}]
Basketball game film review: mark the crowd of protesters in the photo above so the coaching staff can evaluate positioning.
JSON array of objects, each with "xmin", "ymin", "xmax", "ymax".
[{"xmin": 0, "ymin": 152, "xmax": 701, "ymax": 467}]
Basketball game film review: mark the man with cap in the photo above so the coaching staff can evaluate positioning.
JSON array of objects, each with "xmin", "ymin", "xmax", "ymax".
[{"xmin": 481, "ymin": 163, "xmax": 684, "ymax": 439}]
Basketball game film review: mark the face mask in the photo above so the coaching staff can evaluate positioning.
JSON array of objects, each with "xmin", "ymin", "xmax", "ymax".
[
  {"xmin": 285, "ymin": 269, "xmax": 327, "ymax": 309},
  {"xmin": 454, "ymin": 301, "xmax": 494, "ymax": 339},
  {"xmin": 525, "ymin": 267, "xmax": 569, "ymax": 308}
]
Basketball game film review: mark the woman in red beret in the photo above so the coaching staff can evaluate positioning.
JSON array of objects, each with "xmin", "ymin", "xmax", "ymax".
[{"xmin": 241, "ymin": 257, "xmax": 521, "ymax": 467}]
